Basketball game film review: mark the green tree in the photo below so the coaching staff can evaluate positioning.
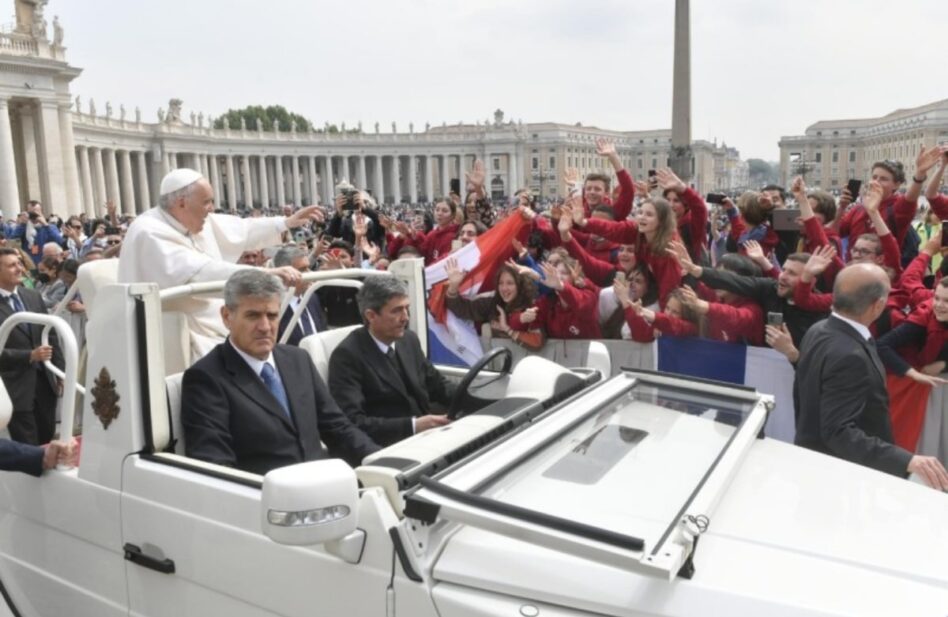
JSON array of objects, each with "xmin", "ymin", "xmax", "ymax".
[
  {"xmin": 214, "ymin": 105, "xmax": 312, "ymax": 132},
  {"xmin": 747, "ymin": 158, "xmax": 779, "ymax": 186}
]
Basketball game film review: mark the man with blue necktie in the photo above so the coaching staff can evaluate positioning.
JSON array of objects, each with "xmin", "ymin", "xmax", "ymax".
[
  {"xmin": 181, "ymin": 270, "xmax": 378, "ymax": 475},
  {"xmin": 0, "ymin": 248, "xmax": 64, "ymax": 445}
]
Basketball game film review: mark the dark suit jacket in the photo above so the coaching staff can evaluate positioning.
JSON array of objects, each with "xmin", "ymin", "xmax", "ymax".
[
  {"xmin": 0, "ymin": 438, "xmax": 43, "ymax": 476},
  {"xmin": 181, "ymin": 341, "xmax": 379, "ymax": 475},
  {"xmin": 793, "ymin": 315, "xmax": 913, "ymax": 477},
  {"xmin": 278, "ymin": 293, "xmax": 326, "ymax": 347},
  {"xmin": 0, "ymin": 286, "xmax": 64, "ymax": 410},
  {"xmin": 328, "ymin": 327, "xmax": 454, "ymax": 447}
]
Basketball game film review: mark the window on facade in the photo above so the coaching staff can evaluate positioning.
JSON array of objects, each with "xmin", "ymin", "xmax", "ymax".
[
  {"xmin": 652, "ymin": 158, "xmax": 658, "ymax": 168},
  {"xmin": 493, "ymin": 158, "xmax": 500, "ymax": 171},
  {"xmin": 832, "ymin": 151, "xmax": 839, "ymax": 163},
  {"xmin": 831, "ymin": 179, "xmax": 838, "ymax": 186},
  {"xmin": 532, "ymin": 157, "xmax": 538, "ymax": 170},
  {"xmin": 849, "ymin": 151, "xmax": 855, "ymax": 162},
  {"xmin": 637, "ymin": 159, "xmax": 643, "ymax": 169},
  {"xmin": 549, "ymin": 156, "xmax": 556, "ymax": 170}
]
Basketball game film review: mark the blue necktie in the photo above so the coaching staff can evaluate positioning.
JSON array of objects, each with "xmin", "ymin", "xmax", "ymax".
[
  {"xmin": 260, "ymin": 363, "xmax": 291, "ymax": 419},
  {"xmin": 8, "ymin": 294, "xmax": 29, "ymax": 335},
  {"xmin": 300, "ymin": 308, "xmax": 315, "ymax": 336}
]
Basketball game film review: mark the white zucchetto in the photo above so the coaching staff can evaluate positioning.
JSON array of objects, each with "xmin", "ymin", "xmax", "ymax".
[{"xmin": 159, "ymin": 168, "xmax": 203, "ymax": 196}]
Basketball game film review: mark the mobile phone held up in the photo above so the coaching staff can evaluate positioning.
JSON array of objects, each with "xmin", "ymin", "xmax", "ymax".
[
  {"xmin": 648, "ymin": 169, "xmax": 658, "ymax": 189},
  {"xmin": 706, "ymin": 193, "xmax": 727, "ymax": 205},
  {"xmin": 767, "ymin": 311, "xmax": 784, "ymax": 327},
  {"xmin": 846, "ymin": 179, "xmax": 862, "ymax": 200}
]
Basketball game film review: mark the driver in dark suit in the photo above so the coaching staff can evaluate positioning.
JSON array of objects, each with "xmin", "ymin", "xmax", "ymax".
[
  {"xmin": 181, "ymin": 270, "xmax": 379, "ymax": 475},
  {"xmin": 329, "ymin": 276, "xmax": 454, "ymax": 447}
]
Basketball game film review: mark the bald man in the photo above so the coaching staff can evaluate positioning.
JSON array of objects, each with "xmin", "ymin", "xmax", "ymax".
[
  {"xmin": 794, "ymin": 263, "xmax": 948, "ymax": 490},
  {"xmin": 118, "ymin": 169, "xmax": 323, "ymax": 360}
]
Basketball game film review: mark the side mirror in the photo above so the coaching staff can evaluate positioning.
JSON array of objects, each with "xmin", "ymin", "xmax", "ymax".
[{"xmin": 261, "ymin": 459, "xmax": 358, "ymax": 546}]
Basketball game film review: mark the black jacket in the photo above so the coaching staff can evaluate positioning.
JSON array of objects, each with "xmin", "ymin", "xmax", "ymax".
[
  {"xmin": 182, "ymin": 341, "xmax": 379, "ymax": 475},
  {"xmin": 0, "ymin": 286, "xmax": 64, "ymax": 410},
  {"xmin": 328, "ymin": 327, "xmax": 453, "ymax": 447},
  {"xmin": 793, "ymin": 316, "xmax": 912, "ymax": 477}
]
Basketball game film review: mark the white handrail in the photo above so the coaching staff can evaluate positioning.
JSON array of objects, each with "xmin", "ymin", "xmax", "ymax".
[
  {"xmin": 0, "ymin": 314, "xmax": 80, "ymax": 468},
  {"xmin": 278, "ymin": 278, "xmax": 365, "ymax": 344},
  {"xmin": 41, "ymin": 325, "xmax": 86, "ymax": 396}
]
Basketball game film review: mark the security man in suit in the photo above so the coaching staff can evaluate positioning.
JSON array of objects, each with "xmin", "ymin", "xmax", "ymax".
[
  {"xmin": 181, "ymin": 270, "xmax": 378, "ymax": 475},
  {"xmin": 794, "ymin": 263, "xmax": 948, "ymax": 490},
  {"xmin": 0, "ymin": 247, "xmax": 64, "ymax": 445},
  {"xmin": 329, "ymin": 276, "xmax": 454, "ymax": 447},
  {"xmin": 273, "ymin": 246, "xmax": 326, "ymax": 346}
]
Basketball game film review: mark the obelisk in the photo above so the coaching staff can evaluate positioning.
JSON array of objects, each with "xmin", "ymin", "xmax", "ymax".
[{"xmin": 669, "ymin": 0, "xmax": 693, "ymax": 182}]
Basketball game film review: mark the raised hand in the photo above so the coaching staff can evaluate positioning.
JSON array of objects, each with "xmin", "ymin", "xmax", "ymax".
[
  {"xmin": 378, "ymin": 214, "xmax": 394, "ymax": 231},
  {"xmin": 743, "ymin": 239, "xmax": 765, "ymax": 262},
  {"xmin": 864, "ymin": 180, "xmax": 884, "ymax": 213},
  {"xmin": 518, "ymin": 205, "xmax": 536, "ymax": 221},
  {"xmin": 791, "ymin": 175, "xmax": 807, "ymax": 197},
  {"xmin": 539, "ymin": 261, "xmax": 564, "ymax": 290},
  {"xmin": 394, "ymin": 221, "xmax": 412, "ymax": 237},
  {"xmin": 613, "ymin": 276, "xmax": 631, "ymax": 305},
  {"xmin": 444, "ymin": 257, "xmax": 466, "ymax": 290},
  {"xmin": 666, "ymin": 240, "xmax": 700, "ymax": 277},
  {"xmin": 520, "ymin": 306, "xmax": 538, "ymax": 324},
  {"xmin": 655, "ymin": 168, "xmax": 686, "ymax": 193},
  {"xmin": 361, "ymin": 237, "xmax": 380, "ymax": 263},
  {"xmin": 352, "ymin": 213, "xmax": 368, "ymax": 239},
  {"xmin": 678, "ymin": 285, "xmax": 710, "ymax": 315},
  {"xmin": 491, "ymin": 305, "xmax": 509, "ymax": 333},
  {"xmin": 286, "ymin": 205, "xmax": 325, "ymax": 228},
  {"xmin": 564, "ymin": 167, "xmax": 580, "ymax": 190},
  {"xmin": 922, "ymin": 226, "xmax": 943, "ymax": 257},
  {"xmin": 803, "ymin": 245, "xmax": 837, "ymax": 279},
  {"xmin": 765, "ymin": 323, "xmax": 798, "ymax": 362},
  {"xmin": 558, "ymin": 207, "xmax": 574, "ymax": 234},
  {"xmin": 511, "ymin": 238, "xmax": 526, "ymax": 258},
  {"xmin": 595, "ymin": 138, "xmax": 617, "ymax": 157},
  {"xmin": 466, "ymin": 159, "xmax": 486, "ymax": 190},
  {"xmin": 634, "ymin": 179, "xmax": 650, "ymax": 196},
  {"xmin": 916, "ymin": 145, "xmax": 948, "ymax": 177}
]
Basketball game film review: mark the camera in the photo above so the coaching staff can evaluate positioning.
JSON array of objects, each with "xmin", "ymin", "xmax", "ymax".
[
  {"xmin": 706, "ymin": 193, "xmax": 727, "ymax": 205},
  {"xmin": 336, "ymin": 181, "xmax": 359, "ymax": 211}
]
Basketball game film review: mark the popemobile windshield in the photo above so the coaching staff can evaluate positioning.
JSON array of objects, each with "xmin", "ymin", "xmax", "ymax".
[{"xmin": 0, "ymin": 259, "xmax": 947, "ymax": 617}]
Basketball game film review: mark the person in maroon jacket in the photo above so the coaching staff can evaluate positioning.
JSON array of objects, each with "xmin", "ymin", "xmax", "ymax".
[
  {"xmin": 521, "ymin": 259, "xmax": 601, "ymax": 339},
  {"xmin": 924, "ymin": 148, "xmax": 948, "ymax": 218},
  {"xmin": 405, "ymin": 200, "xmax": 460, "ymax": 264},
  {"xmin": 657, "ymin": 167, "xmax": 708, "ymax": 264},
  {"xmin": 572, "ymin": 138, "xmax": 636, "ymax": 221},
  {"xmin": 556, "ymin": 207, "xmax": 635, "ymax": 287},
  {"xmin": 790, "ymin": 176, "xmax": 842, "ymax": 282},
  {"xmin": 574, "ymin": 197, "xmax": 682, "ymax": 307}
]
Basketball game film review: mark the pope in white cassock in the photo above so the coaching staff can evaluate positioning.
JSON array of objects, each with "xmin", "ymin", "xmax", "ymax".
[{"xmin": 118, "ymin": 168, "xmax": 323, "ymax": 360}]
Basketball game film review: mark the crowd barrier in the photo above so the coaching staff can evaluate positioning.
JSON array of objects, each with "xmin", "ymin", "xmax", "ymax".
[{"xmin": 478, "ymin": 335, "xmax": 948, "ymax": 465}]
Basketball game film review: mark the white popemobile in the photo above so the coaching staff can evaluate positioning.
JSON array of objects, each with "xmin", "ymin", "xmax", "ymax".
[{"xmin": 0, "ymin": 258, "xmax": 947, "ymax": 617}]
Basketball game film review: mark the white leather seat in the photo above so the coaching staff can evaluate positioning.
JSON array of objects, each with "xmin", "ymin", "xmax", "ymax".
[
  {"xmin": 161, "ymin": 312, "xmax": 190, "ymax": 377},
  {"xmin": 75, "ymin": 258, "xmax": 119, "ymax": 315},
  {"xmin": 165, "ymin": 372, "xmax": 185, "ymax": 454},
  {"xmin": 299, "ymin": 325, "xmax": 361, "ymax": 383}
]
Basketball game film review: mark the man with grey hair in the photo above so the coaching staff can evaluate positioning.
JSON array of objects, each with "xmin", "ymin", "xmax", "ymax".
[
  {"xmin": 329, "ymin": 275, "xmax": 453, "ymax": 446},
  {"xmin": 273, "ymin": 245, "xmax": 325, "ymax": 345},
  {"xmin": 118, "ymin": 168, "xmax": 325, "ymax": 360},
  {"xmin": 181, "ymin": 269, "xmax": 378, "ymax": 474},
  {"xmin": 794, "ymin": 263, "xmax": 948, "ymax": 490}
]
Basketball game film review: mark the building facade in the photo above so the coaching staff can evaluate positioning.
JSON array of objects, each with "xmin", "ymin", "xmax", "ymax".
[
  {"xmin": 1, "ymin": 4, "xmax": 747, "ymax": 220},
  {"xmin": 778, "ymin": 99, "xmax": 948, "ymax": 190}
]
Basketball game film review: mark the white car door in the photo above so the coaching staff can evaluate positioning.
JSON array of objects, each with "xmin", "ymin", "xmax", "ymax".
[{"xmin": 120, "ymin": 454, "xmax": 397, "ymax": 617}]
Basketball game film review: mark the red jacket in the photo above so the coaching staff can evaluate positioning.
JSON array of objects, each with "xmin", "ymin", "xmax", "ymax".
[
  {"xmin": 581, "ymin": 217, "xmax": 682, "ymax": 307},
  {"xmin": 676, "ymin": 188, "xmax": 709, "ymax": 261},
  {"xmin": 561, "ymin": 236, "xmax": 617, "ymax": 287},
  {"xmin": 705, "ymin": 297, "xmax": 764, "ymax": 345},
  {"xmin": 622, "ymin": 307, "xmax": 657, "ymax": 343},
  {"xmin": 409, "ymin": 224, "xmax": 459, "ymax": 264},
  {"xmin": 801, "ymin": 217, "xmax": 845, "ymax": 287},
  {"xmin": 533, "ymin": 282, "xmax": 602, "ymax": 339},
  {"xmin": 583, "ymin": 169, "xmax": 635, "ymax": 221},
  {"xmin": 897, "ymin": 300, "xmax": 948, "ymax": 369},
  {"xmin": 793, "ymin": 280, "xmax": 907, "ymax": 338},
  {"xmin": 929, "ymin": 194, "xmax": 948, "ymax": 219},
  {"xmin": 838, "ymin": 194, "xmax": 917, "ymax": 256}
]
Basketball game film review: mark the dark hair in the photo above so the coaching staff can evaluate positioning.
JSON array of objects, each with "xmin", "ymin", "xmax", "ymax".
[
  {"xmin": 457, "ymin": 220, "xmax": 486, "ymax": 238},
  {"xmin": 329, "ymin": 239, "xmax": 355, "ymax": 258},
  {"xmin": 871, "ymin": 160, "xmax": 906, "ymax": 184},
  {"xmin": 40, "ymin": 256, "xmax": 62, "ymax": 273},
  {"xmin": 855, "ymin": 233, "xmax": 882, "ymax": 255},
  {"xmin": 62, "ymin": 259, "xmax": 80, "ymax": 276},
  {"xmin": 591, "ymin": 204, "xmax": 615, "ymax": 220},
  {"xmin": 718, "ymin": 252, "xmax": 762, "ymax": 278},
  {"xmin": 761, "ymin": 184, "xmax": 787, "ymax": 204},
  {"xmin": 0, "ymin": 247, "xmax": 19, "ymax": 258},
  {"xmin": 493, "ymin": 264, "xmax": 536, "ymax": 314},
  {"xmin": 584, "ymin": 173, "xmax": 611, "ymax": 191},
  {"xmin": 356, "ymin": 276, "xmax": 407, "ymax": 318},
  {"xmin": 434, "ymin": 198, "xmax": 457, "ymax": 218},
  {"xmin": 785, "ymin": 252, "xmax": 812, "ymax": 267},
  {"xmin": 629, "ymin": 263, "xmax": 659, "ymax": 306},
  {"xmin": 807, "ymin": 190, "xmax": 837, "ymax": 221}
]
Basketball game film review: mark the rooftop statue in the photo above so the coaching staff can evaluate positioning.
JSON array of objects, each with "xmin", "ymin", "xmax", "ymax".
[
  {"xmin": 167, "ymin": 99, "xmax": 183, "ymax": 124},
  {"xmin": 52, "ymin": 14, "xmax": 63, "ymax": 46}
]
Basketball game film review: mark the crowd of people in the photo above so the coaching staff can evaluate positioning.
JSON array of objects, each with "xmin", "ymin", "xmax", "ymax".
[{"xmin": 2, "ymin": 138, "xmax": 948, "ymax": 489}]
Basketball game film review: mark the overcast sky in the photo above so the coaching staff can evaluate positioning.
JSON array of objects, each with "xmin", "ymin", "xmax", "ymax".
[{"xmin": 41, "ymin": 0, "xmax": 947, "ymax": 161}]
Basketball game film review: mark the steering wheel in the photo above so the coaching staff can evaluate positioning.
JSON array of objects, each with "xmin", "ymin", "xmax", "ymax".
[{"xmin": 446, "ymin": 347, "xmax": 513, "ymax": 420}]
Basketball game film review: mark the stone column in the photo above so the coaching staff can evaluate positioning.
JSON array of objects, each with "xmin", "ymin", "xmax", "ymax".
[
  {"xmin": 373, "ymin": 156, "xmax": 384, "ymax": 203},
  {"xmin": 241, "ymin": 155, "xmax": 253, "ymax": 208},
  {"xmin": 423, "ymin": 155, "xmax": 434, "ymax": 202},
  {"xmin": 290, "ymin": 156, "xmax": 301, "ymax": 207},
  {"xmin": 258, "ymin": 155, "xmax": 270, "ymax": 209},
  {"xmin": 92, "ymin": 148, "xmax": 107, "ymax": 215},
  {"xmin": 209, "ymin": 155, "xmax": 222, "ymax": 204},
  {"xmin": 77, "ymin": 146, "xmax": 95, "ymax": 218},
  {"xmin": 0, "ymin": 99, "xmax": 22, "ymax": 220},
  {"xmin": 136, "ymin": 151, "xmax": 151, "ymax": 212},
  {"xmin": 339, "ymin": 156, "xmax": 349, "ymax": 182},
  {"xmin": 36, "ymin": 101, "xmax": 69, "ymax": 212},
  {"xmin": 456, "ymin": 154, "xmax": 466, "ymax": 195},
  {"xmin": 440, "ymin": 154, "xmax": 450, "ymax": 198},
  {"xmin": 508, "ymin": 151, "xmax": 519, "ymax": 195},
  {"xmin": 225, "ymin": 155, "xmax": 237, "ymax": 211},
  {"xmin": 408, "ymin": 155, "xmax": 418, "ymax": 204},
  {"xmin": 275, "ymin": 155, "xmax": 286, "ymax": 207},
  {"xmin": 669, "ymin": 0, "xmax": 693, "ymax": 182},
  {"xmin": 119, "ymin": 150, "xmax": 136, "ymax": 215},
  {"xmin": 357, "ymin": 156, "xmax": 367, "ymax": 189},
  {"xmin": 105, "ymin": 149, "xmax": 121, "ymax": 210},
  {"xmin": 307, "ymin": 156, "xmax": 318, "ymax": 205},
  {"xmin": 322, "ymin": 156, "xmax": 334, "ymax": 205},
  {"xmin": 57, "ymin": 103, "xmax": 82, "ymax": 215},
  {"xmin": 390, "ymin": 156, "xmax": 401, "ymax": 204}
]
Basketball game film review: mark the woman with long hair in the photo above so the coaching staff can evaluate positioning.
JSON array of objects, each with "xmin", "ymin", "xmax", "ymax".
[{"xmin": 443, "ymin": 258, "xmax": 545, "ymax": 351}]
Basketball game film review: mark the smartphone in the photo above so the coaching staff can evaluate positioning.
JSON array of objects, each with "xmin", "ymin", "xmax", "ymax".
[
  {"xmin": 706, "ymin": 193, "xmax": 727, "ymax": 205},
  {"xmin": 767, "ymin": 311, "xmax": 784, "ymax": 327},
  {"xmin": 771, "ymin": 208, "xmax": 800, "ymax": 232},
  {"xmin": 942, "ymin": 221, "xmax": 948, "ymax": 248},
  {"xmin": 105, "ymin": 226, "xmax": 120, "ymax": 235},
  {"xmin": 846, "ymin": 179, "xmax": 862, "ymax": 199},
  {"xmin": 614, "ymin": 271, "xmax": 627, "ymax": 284}
]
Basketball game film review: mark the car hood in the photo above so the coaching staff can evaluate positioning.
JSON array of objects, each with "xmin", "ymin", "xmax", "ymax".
[{"xmin": 431, "ymin": 438, "xmax": 948, "ymax": 617}]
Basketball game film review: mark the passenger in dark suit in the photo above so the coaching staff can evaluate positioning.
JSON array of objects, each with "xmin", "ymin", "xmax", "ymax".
[
  {"xmin": 329, "ymin": 276, "xmax": 454, "ymax": 447},
  {"xmin": 273, "ymin": 246, "xmax": 326, "ymax": 346},
  {"xmin": 182, "ymin": 270, "xmax": 378, "ymax": 475},
  {"xmin": 0, "ymin": 248, "xmax": 64, "ymax": 445},
  {"xmin": 794, "ymin": 263, "xmax": 948, "ymax": 490}
]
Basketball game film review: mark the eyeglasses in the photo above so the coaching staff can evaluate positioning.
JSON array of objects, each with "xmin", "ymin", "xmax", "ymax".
[
  {"xmin": 850, "ymin": 246, "xmax": 879, "ymax": 257},
  {"xmin": 69, "ymin": 225, "xmax": 82, "ymax": 230},
  {"xmin": 106, "ymin": 240, "xmax": 121, "ymax": 246}
]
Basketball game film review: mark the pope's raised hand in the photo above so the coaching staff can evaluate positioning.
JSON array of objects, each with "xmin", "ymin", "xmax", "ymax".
[{"xmin": 286, "ymin": 205, "xmax": 325, "ymax": 229}]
